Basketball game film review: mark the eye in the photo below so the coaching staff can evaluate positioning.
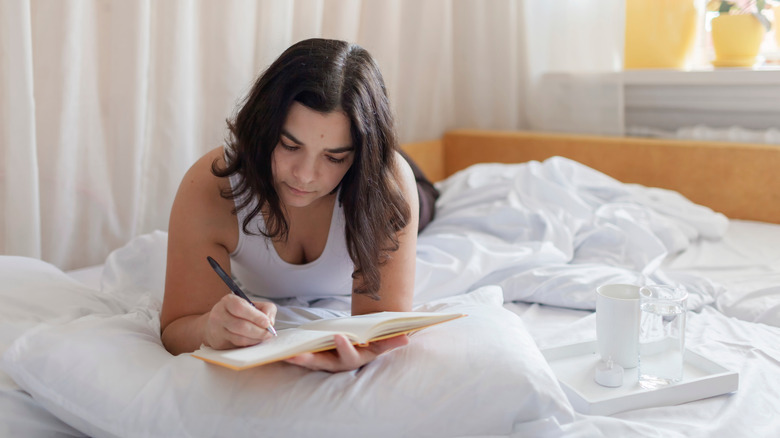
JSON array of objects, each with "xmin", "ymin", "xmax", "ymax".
[
  {"xmin": 327, "ymin": 155, "xmax": 347, "ymax": 164},
  {"xmin": 280, "ymin": 142, "xmax": 298, "ymax": 152}
]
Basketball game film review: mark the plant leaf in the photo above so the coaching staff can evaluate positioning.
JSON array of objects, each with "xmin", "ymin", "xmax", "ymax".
[{"xmin": 754, "ymin": 12, "xmax": 772, "ymax": 32}]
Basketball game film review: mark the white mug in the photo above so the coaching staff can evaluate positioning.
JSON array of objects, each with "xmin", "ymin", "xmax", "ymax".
[{"xmin": 596, "ymin": 284, "xmax": 640, "ymax": 369}]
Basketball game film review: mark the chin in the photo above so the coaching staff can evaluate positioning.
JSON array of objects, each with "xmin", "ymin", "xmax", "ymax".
[
  {"xmin": 284, "ymin": 198, "xmax": 314, "ymax": 209},
  {"xmin": 280, "ymin": 193, "xmax": 310, "ymax": 207}
]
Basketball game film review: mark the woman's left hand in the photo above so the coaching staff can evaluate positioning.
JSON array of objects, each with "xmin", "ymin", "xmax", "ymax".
[{"xmin": 284, "ymin": 334, "xmax": 409, "ymax": 372}]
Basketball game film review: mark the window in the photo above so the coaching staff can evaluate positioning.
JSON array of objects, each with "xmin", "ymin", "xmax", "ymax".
[
  {"xmin": 700, "ymin": 1, "xmax": 780, "ymax": 68},
  {"xmin": 623, "ymin": 0, "xmax": 780, "ymax": 136}
]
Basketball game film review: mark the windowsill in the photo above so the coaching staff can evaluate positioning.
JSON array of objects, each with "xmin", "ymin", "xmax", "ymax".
[
  {"xmin": 535, "ymin": 67, "xmax": 780, "ymax": 137},
  {"xmin": 620, "ymin": 66, "xmax": 780, "ymax": 132},
  {"xmin": 622, "ymin": 66, "xmax": 780, "ymax": 86}
]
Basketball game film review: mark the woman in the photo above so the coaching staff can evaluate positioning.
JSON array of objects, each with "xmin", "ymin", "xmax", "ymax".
[{"xmin": 160, "ymin": 38, "xmax": 432, "ymax": 372}]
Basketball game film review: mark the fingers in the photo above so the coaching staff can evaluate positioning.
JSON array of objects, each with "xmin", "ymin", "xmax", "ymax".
[
  {"xmin": 252, "ymin": 301, "xmax": 277, "ymax": 327},
  {"xmin": 223, "ymin": 296, "xmax": 274, "ymax": 327},
  {"xmin": 284, "ymin": 334, "xmax": 409, "ymax": 373},
  {"xmin": 283, "ymin": 336, "xmax": 355, "ymax": 372},
  {"xmin": 284, "ymin": 352, "xmax": 319, "ymax": 369},
  {"xmin": 368, "ymin": 334, "xmax": 410, "ymax": 353},
  {"xmin": 204, "ymin": 296, "xmax": 277, "ymax": 349},
  {"xmin": 332, "ymin": 334, "xmax": 363, "ymax": 369}
]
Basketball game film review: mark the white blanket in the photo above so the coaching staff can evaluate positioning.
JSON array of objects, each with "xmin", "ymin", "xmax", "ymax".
[
  {"xmin": 415, "ymin": 157, "xmax": 728, "ymax": 310},
  {"xmin": 3, "ymin": 157, "xmax": 780, "ymax": 438}
]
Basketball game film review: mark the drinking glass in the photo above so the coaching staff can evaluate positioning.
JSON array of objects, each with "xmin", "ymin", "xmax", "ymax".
[{"xmin": 638, "ymin": 285, "xmax": 688, "ymax": 390}]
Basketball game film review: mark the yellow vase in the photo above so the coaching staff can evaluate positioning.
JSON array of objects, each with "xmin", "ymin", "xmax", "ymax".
[
  {"xmin": 711, "ymin": 14, "xmax": 766, "ymax": 67},
  {"xmin": 624, "ymin": 0, "xmax": 699, "ymax": 69},
  {"xmin": 774, "ymin": 6, "xmax": 780, "ymax": 49}
]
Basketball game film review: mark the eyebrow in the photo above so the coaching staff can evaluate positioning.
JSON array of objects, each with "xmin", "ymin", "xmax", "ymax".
[{"xmin": 280, "ymin": 128, "xmax": 353, "ymax": 153}]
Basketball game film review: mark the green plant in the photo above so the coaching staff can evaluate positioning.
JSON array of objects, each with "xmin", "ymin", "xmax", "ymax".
[
  {"xmin": 707, "ymin": 0, "xmax": 778, "ymax": 30},
  {"xmin": 710, "ymin": 0, "xmax": 772, "ymax": 13}
]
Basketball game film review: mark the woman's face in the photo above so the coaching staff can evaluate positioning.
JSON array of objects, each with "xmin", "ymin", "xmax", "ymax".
[{"xmin": 272, "ymin": 102, "xmax": 354, "ymax": 209}]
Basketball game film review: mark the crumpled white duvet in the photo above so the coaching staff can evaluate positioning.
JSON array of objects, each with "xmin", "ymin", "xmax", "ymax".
[
  {"xmin": 414, "ymin": 157, "xmax": 729, "ymax": 310},
  {"xmin": 3, "ymin": 156, "xmax": 780, "ymax": 438}
]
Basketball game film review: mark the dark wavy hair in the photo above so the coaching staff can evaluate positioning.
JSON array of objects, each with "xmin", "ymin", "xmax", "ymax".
[{"xmin": 213, "ymin": 38, "xmax": 409, "ymax": 298}]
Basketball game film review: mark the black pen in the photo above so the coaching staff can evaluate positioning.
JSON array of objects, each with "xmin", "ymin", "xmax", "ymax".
[{"xmin": 206, "ymin": 256, "xmax": 277, "ymax": 336}]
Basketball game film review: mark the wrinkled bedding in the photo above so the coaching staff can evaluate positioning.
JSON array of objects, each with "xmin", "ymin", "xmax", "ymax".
[
  {"xmin": 415, "ymin": 158, "xmax": 728, "ymax": 311},
  {"xmin": 2, "ymin": 157, "xmax": 780, "ymax": 437}
]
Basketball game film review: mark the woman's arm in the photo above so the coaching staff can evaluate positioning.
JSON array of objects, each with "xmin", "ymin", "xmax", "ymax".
[
  {"xmin": 350, "ymin": 150, "xmax": 419, "ymax": 315},
  {"xmin": 159, "ymin": 147, "xmax": 276, "ymax": 355}
]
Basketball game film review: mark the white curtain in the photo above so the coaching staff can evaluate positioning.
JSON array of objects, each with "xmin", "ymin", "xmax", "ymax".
[
  {"xmin": 2, "ymin": 0, "xmax": 546, "ymax": 270},
  {"xmin": 523, "ymin": 0, "xmax": 626, "ymax": 136}
]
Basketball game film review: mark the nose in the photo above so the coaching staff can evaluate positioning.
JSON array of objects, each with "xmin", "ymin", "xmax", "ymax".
[{"xmin": 292, "ymin": 155, "xmax": 317, "ymax": 184}]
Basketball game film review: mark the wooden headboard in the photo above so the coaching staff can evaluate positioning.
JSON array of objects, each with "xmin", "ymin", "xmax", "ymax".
[{"xmin": 401, "ymin": 129, "xmax": 780, "ymax": 224}]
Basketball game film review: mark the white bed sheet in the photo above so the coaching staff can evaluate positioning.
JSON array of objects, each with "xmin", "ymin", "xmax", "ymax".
[
  {"xmin": 64, "ymin": 218, "xmax": 780, "ymax": 328},
  {"xmin": 52, "ymin": 219, "xmax": 780, "ymax": 438},
  {"xmin": 3, "ymin": 157, "xmax": 780, "ymax": 437},
  {"xmin": 664, "ymin": 219, "xmax": 780, "ymax": 326}
]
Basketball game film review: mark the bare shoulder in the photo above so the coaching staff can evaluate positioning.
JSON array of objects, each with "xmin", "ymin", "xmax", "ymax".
[
  {"xmin": 392, "ymin": 150, "xmax": 417, "ymax": 196},
  {"xmin": 169, "ymin": 147, "xmax": 238, "ymax": 251},
  {"xmin": 173, "ymin": 147, "xmax": 231, "ymax": 211},
  {"xmin": 392, "ymin": 150, "xmax": 419, "ymax": 229}
]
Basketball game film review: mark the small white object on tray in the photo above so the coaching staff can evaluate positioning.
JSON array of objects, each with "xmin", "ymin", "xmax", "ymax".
[
  {"xmin": 541, "ymin": 341, "xmax": 739, "ymax": 416},
  {"xmin": 594, "ymin": 358, "xmax": 624, "ymax": 388}
]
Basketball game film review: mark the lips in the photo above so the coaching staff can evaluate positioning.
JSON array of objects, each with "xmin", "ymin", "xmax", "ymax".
[{"xmin": 285, "ymin": 183, "xmax": 311, "ymax": 196}]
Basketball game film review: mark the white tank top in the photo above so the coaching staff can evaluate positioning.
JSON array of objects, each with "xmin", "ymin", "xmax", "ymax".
[{"xmin": 228, "ymin": 173, "xmax": 355, "ymax": 300}]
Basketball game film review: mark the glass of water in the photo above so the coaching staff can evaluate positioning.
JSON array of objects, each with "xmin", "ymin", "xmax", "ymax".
[{"xmin": 638, "ymin": 284, "xmax": 688, "ymax": 390}]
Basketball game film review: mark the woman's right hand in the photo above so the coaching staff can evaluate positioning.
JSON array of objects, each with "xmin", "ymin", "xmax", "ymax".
[{"xmin": 202, "ymin": 295, "xmax": 278, "ymax": 350}]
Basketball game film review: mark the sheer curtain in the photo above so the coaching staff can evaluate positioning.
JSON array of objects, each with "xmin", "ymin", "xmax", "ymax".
[
  {"xmin": 523, "ymin": 0, "xmax": 626, "ymax": 136},
  {"xmin": 2, "ymin": 0, "xmax": 542, "ymax": 270}
]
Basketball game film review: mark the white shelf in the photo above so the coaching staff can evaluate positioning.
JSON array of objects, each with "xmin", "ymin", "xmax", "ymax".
[
  {"xmin": 622, "ymin": 68, "xmax": 780, "ymax": 131},
  {"xmin": 535, "ymin": 69, "xmax": 780, "ymax": 137},
  {"xmin": 622, "ymin": 67, "xmax": 780, "ymax": 86}
]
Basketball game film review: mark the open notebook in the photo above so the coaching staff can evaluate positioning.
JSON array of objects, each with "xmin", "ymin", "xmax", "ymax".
[{"xmin": 192, "ymin": 311, "xmax": 465, "ymax": 370}]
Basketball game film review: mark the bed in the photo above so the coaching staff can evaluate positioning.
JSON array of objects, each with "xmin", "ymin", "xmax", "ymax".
[{"xmin": 2, "ymin": 129, "xmax": 780, "ymax": 437}]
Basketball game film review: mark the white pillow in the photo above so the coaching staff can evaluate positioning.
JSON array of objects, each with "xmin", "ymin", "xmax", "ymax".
[
  {"xmin": 100, "ymin": 230, "xmax": 168, "ymax": 305},
  {"xmin": 2, "ymin": 286, "xmax": 574, "ymax": 438},
  {"xmin": 0, "ymin": 256, "xmax": 127, "ymax": 326},
  {"xmin": 0, "ymin": 256, "xmax": 128, "ymax": 391}
]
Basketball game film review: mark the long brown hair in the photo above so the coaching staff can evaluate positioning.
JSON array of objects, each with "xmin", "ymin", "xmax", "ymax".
[{"xmin": 213, "ymin": 38, "xmax": 409, "ymax": 298}]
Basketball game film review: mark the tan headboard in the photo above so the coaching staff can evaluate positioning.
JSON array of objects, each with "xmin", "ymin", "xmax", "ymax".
[{"xmin": 402, "ymin": 129, "xmax": 780, "ymax": 224}]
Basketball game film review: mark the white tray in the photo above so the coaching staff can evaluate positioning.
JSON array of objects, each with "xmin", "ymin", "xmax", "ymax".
[{"xmin": 541, "ymin": 340, "xmax": 739, "ymax": 416}]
